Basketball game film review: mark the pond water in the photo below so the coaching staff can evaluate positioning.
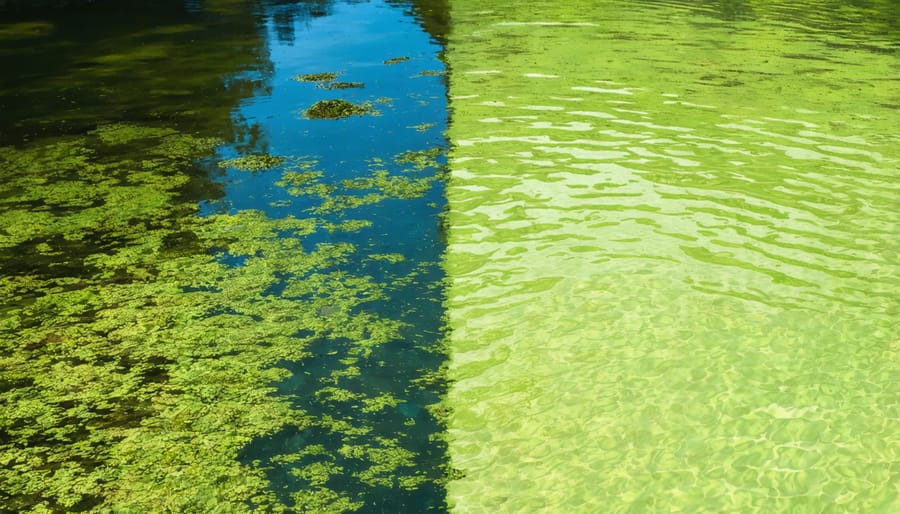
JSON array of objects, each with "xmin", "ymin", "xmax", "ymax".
[
  {"xmin": 1, "ymin": 0, "xmax": 449, "ymax": 512},
  {"xmin": 444, "ymin": 0, "xmax": 898, "ymax": 512},
  {"xmin": 0, "ymin": 0, "xmax": 897, "ymax": 512}
]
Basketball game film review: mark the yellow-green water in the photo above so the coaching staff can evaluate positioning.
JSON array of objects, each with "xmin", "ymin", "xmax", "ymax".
[{"xmin": 443, "ymin": 0, "xmax": 898, "ymax": 511}]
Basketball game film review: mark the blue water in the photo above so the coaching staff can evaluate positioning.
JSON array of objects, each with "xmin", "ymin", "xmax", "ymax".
[
  {"xmin": 202, "ymin": 1, "xmax": 446, "ymax": 219},
  {"xmin": 211, "ymin": 2, "xmax": 451, "ymax": 510}
]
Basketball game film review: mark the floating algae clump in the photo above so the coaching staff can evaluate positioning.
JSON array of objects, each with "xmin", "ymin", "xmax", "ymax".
[
  {"xmin": 383, "ymin": 56, "xmax": 410, "ymax": 65},
  {"xmin": 293, "ymin": 72, "xmax": 339, "ymax": 82},
  {"xmin": 304, "ymin": 99, "xmax": 375, "ymax": 120},
  {"xmin": 292, "ymin": 72, "xmax": 365, "ymax": 91},
  {"xmin": 218, "ymin": 153, "xmax": 285, "ymax": 171},
  {"xmin": 317, "ymin": 81, "xmax": 365, "ymax": 90}
]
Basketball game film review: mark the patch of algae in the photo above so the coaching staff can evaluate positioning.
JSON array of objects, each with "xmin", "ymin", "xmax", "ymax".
[
  {"xmin": 383, "ymin": 56, "xmax": 410, "ymax": 65},
  {"xmin": 304, "ymin": 99, "xmax": 377, "ymax": 120},
  {"xmin": 293, "ymin": 72, "xmax": 340, "ymax": 83},
  {"xmin": 317, "ymin": 81, "xmax": 365, "ymax": 91},
  {"xmin": 275, "ymin": 150, "xmax": 444, "ymax": 216},
  {"xmin": 218, "ymin": 153, "xmax": 285, "ymax": 171},
  {"xmin": 0, "ymin": 121, "xmax": 450, "ymax": 512}
]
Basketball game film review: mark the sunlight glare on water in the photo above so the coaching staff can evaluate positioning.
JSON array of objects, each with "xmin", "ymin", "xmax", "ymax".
[{"xmin": 443, "ymin": 0, "xmax": 899, "ymax": 511}]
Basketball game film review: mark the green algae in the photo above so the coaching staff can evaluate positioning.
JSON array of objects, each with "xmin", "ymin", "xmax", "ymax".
[
  {"xmin": 0, "ymin": 2, "xmax": 454, "ymax": 511},
  {"xmin": 0, "ymin": 121, "xmax": 449, "ymax": 512},
  {"xmin": 218, "ymin": 153, "xmax": 285, "ymax": 171},
  {"xmin": 293, "ymin": 72, "xmax": 340, "ymax": 83},
  {"xmin": 90, "ymin": 122, "xmax": 179, "ymax": 145},
  {"xmin": 383, "ymin": 56, "xmax": 410, "ymax": 65},
  {"xmin": 304, "ymin": 99, "xmax": 377, "ymax": 120},
  {"xmin": 317, "ymin": 81, "xmax": 365, "ymax": 90},
  {"xmin": 292, "ymin": 72, "xmax": 364, "ymax": 91},
  {"xmin": 408, "ymin": 122, "xmax": 437, "ymax": 132},
  {"xmin": 369, "ymin": 253, "xmax": 406, "ymax": 263},
  {"xmin": 275, "ymin": 150, "xmax": 444, "ymax": 215},
  {"xmin": 395, "ymin": 147, "xmax": 444, "ymax": 170}
]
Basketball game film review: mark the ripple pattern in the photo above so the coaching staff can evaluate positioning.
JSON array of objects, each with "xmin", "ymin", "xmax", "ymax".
[{"xmin": 444, "ymin": 1, "xmax": 899, "ymax": 512}]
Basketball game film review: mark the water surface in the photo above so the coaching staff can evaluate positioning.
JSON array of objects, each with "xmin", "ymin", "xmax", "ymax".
[
  {"xmin": 443, "ymin": 0, "xmax": 898, "ymax": 511},
  {"xmin": 0, "ymin": 1, "xmax": 450, "ymax": 512}
]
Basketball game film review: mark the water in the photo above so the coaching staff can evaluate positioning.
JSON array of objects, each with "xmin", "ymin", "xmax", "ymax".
[
  {"xmin": 0, "ymin": 0, "xmax": 897, "ymax": 512},
  {"xmin": 1, "ymin": 1, "xmax": 449, "ymax": 512},
  {"xmin": 443, "ymin": 0, "xmax": 898, "ymax": 512}
]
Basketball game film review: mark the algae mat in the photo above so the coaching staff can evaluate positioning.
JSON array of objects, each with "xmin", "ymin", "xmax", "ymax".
[
  {"xmin": 0, "ymin": 1, "xmax": 450, "ymax": 511},
  {"xmin": 443, "ymin": 0, "xmax": 899, "ymax": 511}
]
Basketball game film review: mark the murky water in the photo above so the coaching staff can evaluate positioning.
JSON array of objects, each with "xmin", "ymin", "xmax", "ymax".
[{"xmin": 443, "ymin": 0, "xmax": 898, "ymax": 512}]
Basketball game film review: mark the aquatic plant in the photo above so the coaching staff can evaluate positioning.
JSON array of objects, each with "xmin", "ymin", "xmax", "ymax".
[
  {"xmin": 304, "ymin": 99, "xmax": 376, "ymax": 120},
  {"xmin": 218, "ymin": 153, "xmax": 285, "ymax": 171},
  {"xmin": 316, "ymin": 81, "xmax": 365, "ymax": 90},
  {"xmin": 293, "ymin": 72, "xmax": 340, "ymax": 82},
  {"xmin": 408, "ymin": 122, "xmax": 437, "ymax": 132},
  {"xmin": 395, "ymin": 146, "xmax": 444, "ymax": 170},
  {"xmin": 0, "ymin": 121, "xmax": 449, "ymax": 512},
  {"xmin": 383, "ymin": 56, "xmax": 410, "ymax": 65}
]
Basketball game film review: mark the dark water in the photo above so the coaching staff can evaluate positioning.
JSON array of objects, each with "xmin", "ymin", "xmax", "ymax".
[{"xmin": 1, "ymin": 0, "xmax": 450, "ymax": 512}]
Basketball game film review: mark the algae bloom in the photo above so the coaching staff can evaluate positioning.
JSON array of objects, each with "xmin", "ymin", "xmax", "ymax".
[
  {"xmin": 293, "ymin": 72, "xmax": 340, "ymax": 82},
  {"xmin": 317, "ymin": 81, "xmax": 365, "ymax": 90},
  {"xmin": 305, "ymin": 99, "xmax": 375, "ymax": 120},
  {"xmin": 218, "ymin": 154, "xmax": 285, "ymax": 171}
]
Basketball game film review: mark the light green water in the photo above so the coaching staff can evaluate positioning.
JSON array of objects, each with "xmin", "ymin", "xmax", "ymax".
[{"xmin": 443, "ymin": 1, "xmax": 899, "ymax": 512}]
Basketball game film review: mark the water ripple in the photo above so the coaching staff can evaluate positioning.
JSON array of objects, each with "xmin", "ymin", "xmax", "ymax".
[{"xmin": 445, "ymin": 0, "xmax": 899, "ymax": 511}]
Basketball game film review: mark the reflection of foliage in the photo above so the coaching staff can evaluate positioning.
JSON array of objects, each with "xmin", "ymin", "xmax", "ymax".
[
  {"xmin": 0, "ymin": 1, "xmax": 272, "ymax": 144},
  {"xmin": 0, "ymin": 123, "xmax": 449, "ymax": 512}
]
